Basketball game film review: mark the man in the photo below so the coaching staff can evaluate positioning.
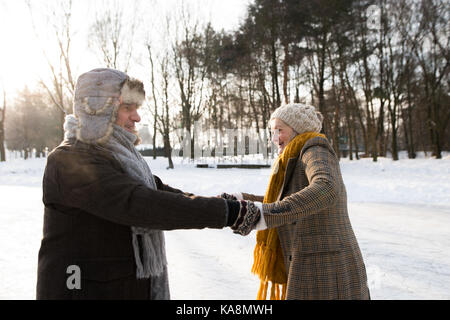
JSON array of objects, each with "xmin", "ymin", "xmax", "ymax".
[{"xmin": 36, "ymin": 68, "xmax": 262, "ymax": 300}]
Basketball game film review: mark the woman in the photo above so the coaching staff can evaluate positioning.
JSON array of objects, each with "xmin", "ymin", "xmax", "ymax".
[{"xmin": 223, "ymin": 103, "xmax": 370, "ymax": 300}]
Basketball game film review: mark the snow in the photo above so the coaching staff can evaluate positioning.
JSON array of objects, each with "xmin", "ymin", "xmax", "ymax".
[{"xmin": 0, "ymin": 153, "xmax": 449, "ymax": 300}]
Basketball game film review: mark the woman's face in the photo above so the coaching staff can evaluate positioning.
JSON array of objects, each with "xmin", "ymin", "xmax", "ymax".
[{"xmin": 271, "ymin": 118, "xmax": 296, "ymax": 154}]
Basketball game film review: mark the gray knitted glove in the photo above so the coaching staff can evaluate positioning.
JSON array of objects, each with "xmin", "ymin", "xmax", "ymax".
[{"xmin": 231, "ymin": 200, "xmax": 261, "ymax": 236}]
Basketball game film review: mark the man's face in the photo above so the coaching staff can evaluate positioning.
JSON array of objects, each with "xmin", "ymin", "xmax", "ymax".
[
  {"xmin": 271, "ymin": 118, "xmax": 295, "ymax": 154},
  {"xmin": 115, "ymin": 101, "xmax": 141, "ymax": 134}
]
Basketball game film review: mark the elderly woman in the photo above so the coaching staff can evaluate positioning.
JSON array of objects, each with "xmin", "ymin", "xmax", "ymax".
[{"xmin": 223, "ymin": 103, "xmax": 370, "ymax": 300}]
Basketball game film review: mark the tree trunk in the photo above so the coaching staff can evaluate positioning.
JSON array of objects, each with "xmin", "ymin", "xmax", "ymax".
[
  {"xmin": 163, "ymin": 134, "xmax": 174, "ymax": 169},
  {"xmin": 318, "ymin": 37, "xmax": 328, "ymax": 137},
  {"xmin": 271, "ymin": 39, "xmax": 281, "ymax": 109},
  {"xmin": 282, "ymin": 43, "xmax": 289, "ymax": 105},
  {"xmin": 0, "ymin": 91, "xmax": 6, "ymax": 162},
  {"xmin": 389, "ymin": 105, "xmax": 399, "ymax": 161},
  {"xmin": 406, "ymin": 83, "xmax": 416, "ymax": 159},
  {"xmin": 328, "ymin": 48, "xmax": 340, "ymax": 157}
]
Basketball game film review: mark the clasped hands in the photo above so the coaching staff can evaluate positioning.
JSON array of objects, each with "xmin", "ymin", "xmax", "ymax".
[{"xmin": 219, "ymin": 193, "xmax": 266, "ymax": 236}]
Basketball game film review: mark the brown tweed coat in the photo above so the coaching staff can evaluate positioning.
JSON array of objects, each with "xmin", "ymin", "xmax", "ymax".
[{"xmin": 243, "ymin": 137, "xmax": 370, "ymax": 300}]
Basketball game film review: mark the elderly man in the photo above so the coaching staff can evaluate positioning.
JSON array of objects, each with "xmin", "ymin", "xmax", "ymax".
[{"xmin": 36, "ymin": 68, "xmax": 262, "ymax": 300}]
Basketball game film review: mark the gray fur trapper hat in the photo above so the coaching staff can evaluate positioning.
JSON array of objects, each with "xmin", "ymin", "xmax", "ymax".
[
  {"xmin": 270, "ymin": 103, "xmax": 323, "ymax": 135},
  {"xmin": 73, "ymin": 68, "xmax": 145, "ymax": 144}
]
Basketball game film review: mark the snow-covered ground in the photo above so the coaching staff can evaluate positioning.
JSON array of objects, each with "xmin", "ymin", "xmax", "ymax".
[{"xmin": 0, "ymin": 153, "xmax": 449, "ymax": 300}]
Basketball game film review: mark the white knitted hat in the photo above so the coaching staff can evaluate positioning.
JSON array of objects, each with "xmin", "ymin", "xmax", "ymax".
[{"xmin": 270, "ymin": 103, "xmax": 323, "ymax": 134}]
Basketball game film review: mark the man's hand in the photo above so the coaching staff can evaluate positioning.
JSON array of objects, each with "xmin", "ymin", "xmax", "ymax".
[
  {"xmin": 229, "ymin": 200, "xmax": 261, "ymax": 236},
  {"xmin": 219, "ymin": 193, "xmax": 238, "ymax": 200}
]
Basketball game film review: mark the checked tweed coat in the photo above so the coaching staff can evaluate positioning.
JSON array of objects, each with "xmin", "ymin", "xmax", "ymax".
[{"xmin": 243, "ymin": 137, "xmax": 370, "ymax": 300}]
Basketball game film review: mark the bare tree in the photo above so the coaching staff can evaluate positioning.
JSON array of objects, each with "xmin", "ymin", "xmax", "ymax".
[
  {"xmin": 0, "ymin": 88, "xmax": 6, "ymax": 161},
  {"xmin": 5, "ymin": 88, "xmax": 61, "ymax": 159},
  {"xmin": 172, "ymin": 7, "xmax": 210, "ymax": 160},
  {"xmin": 27, "ymin": 0, "xmax": 76, "ymax": 141},
  {"xmin": 146, "ymin": 44, "xmax": 175, "ymax": 169},
  {"xmin": 88, "ymin": 0, "xmax": 139, "ymax": 72},
  {"xmin": 147, "ymin": 44, "xmax": 159, "ymax": 160},
  {"xmin": 411, "ymin": 0, "xmax": 449, "ymax": 158},
  {"xmin": 157, "ymin": 54, "xmax": 175, "ymax": 169},
  {"xmin": 353, "ymin": 1, "xmax": 379, "ymax": 160},
  {"xmin": 145, "ymin": 12, "xmax": 176, "ymax": 168}
]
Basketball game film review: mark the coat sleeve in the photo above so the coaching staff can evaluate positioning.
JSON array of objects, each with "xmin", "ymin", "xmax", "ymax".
[
  {"xmin": 262, "ymin": 142, "xmax": 340, "ymax": 229},
  {"xmin": 153, "ymin": 175, "xmax": 194, "ymax": 196},
  {"xmin": 241, "ymin": 192, "xmax": 264, "ymax": 202},
  {"xmin": 44, "ymin": 149, "xmax": 228, "ymax": 230}
]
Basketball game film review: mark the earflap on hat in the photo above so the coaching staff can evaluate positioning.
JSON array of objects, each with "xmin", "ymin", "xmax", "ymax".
[{"xmin": 74, "ymin": 96, "xmax": 121, "ymax": 144}]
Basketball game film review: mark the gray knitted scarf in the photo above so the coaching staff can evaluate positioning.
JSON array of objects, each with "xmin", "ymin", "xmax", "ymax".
[{"xmin": 64, "ymin": 115, "xmax": 167, "ymax": 279}]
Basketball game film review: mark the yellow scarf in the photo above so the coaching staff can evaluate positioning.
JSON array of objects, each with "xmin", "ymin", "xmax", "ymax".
[{"xmin": 251, "ymin": 131, "xmax": 326, "ymax": 300}]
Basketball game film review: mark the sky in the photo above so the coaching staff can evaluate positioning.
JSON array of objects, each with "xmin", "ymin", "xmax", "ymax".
[{"xmin": 0, "ymin": 0, "xmax": 251, "ymax": 99}]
